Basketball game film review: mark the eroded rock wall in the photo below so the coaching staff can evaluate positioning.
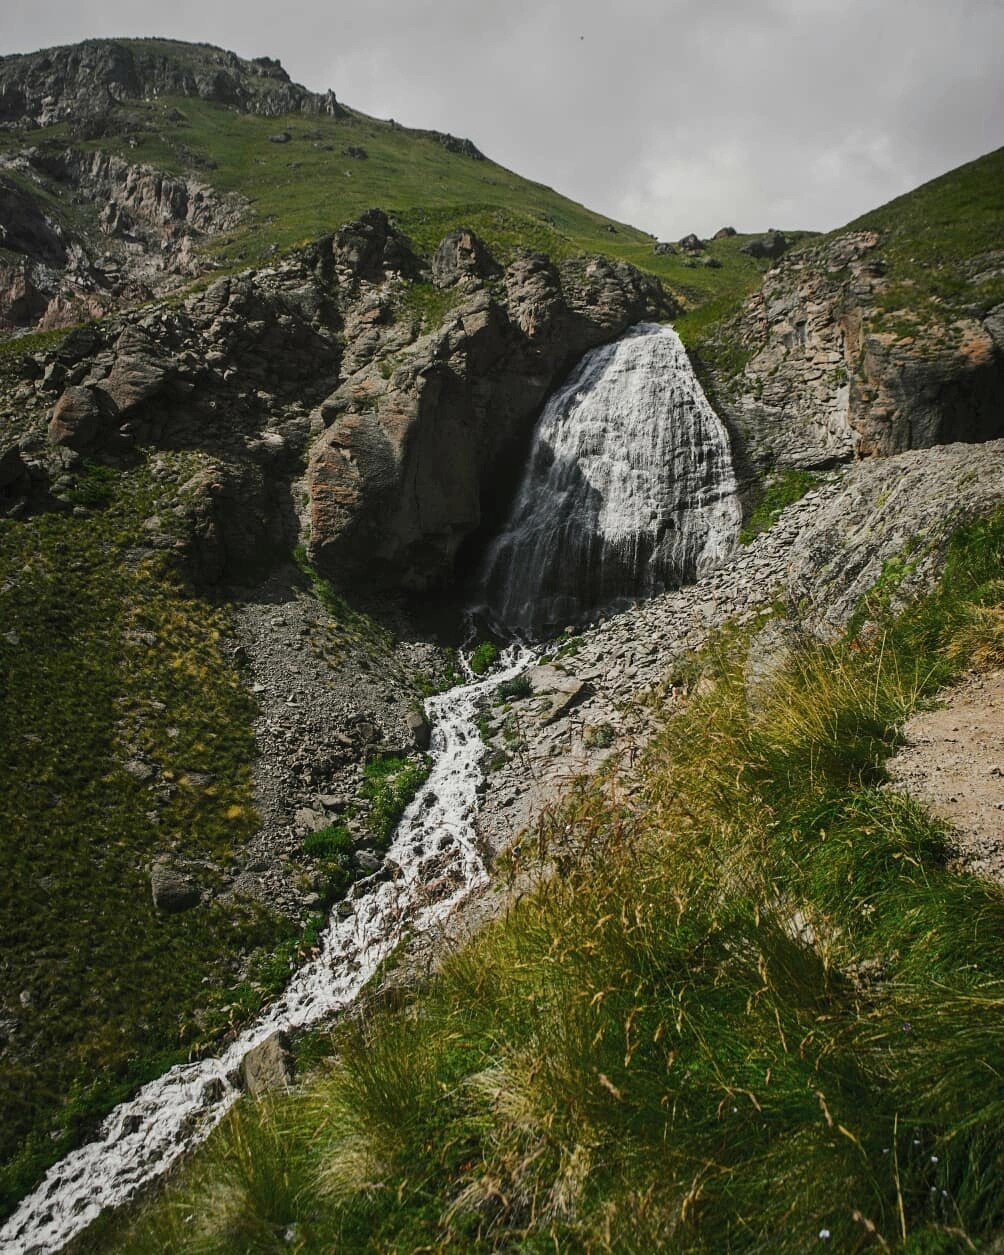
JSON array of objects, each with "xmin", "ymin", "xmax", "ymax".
[{"xmin": 710, "ymin": 231, "xmax": 1004, "ymax": 470}]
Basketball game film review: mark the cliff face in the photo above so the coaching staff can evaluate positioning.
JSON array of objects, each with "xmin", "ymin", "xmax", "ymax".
[
  {"xmin": 0, "ymin": 39, "xmax": 346, "ymax": 128},
  {"xmin": 1, "ymin": 211, "xmax": 671, "ymax": 592},
  {"xmin": 0, "ymin": 147, "xmax": 249, "ymax": 332},
  {"xmin": 705, "ymin": 226, "xmax": 1004, "ymax": 472}
]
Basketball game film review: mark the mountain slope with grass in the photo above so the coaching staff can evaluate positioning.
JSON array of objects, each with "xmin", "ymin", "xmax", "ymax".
[
  {"xmin": 81, "ymin": 495, "xmax": 1004, "ymax": 1254},
  {"xmin": 0, "ymin": 35, "xmax": 1002, "ymax": 1249},
  {"xmin": 687, "ymin": 147, "xmax": 1004, "ymax": 482}
]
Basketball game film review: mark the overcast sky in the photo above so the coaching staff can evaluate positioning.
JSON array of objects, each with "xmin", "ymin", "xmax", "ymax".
[{"xmin": 3, "ymin": 1, "xmax": 1002, "ymax": 238}]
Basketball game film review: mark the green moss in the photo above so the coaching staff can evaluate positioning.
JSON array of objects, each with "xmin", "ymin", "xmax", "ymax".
[{"xmin": 740, "ymin": 468, "xmax": 820, "ymax": 544}]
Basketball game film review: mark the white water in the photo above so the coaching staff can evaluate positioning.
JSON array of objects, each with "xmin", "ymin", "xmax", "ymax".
[
  {"xmin": 478, "ymin": 322, "xmax": 741, "ymax": 634},
  {"xmin": 0, "ymin": 646, "xmax": 532, "ymax": 1254}
]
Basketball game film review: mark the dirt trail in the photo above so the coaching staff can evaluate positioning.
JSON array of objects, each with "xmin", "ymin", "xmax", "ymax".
[{"xmin": 886, "ymin": 669, "xmax": 1004, "ymax": 885}]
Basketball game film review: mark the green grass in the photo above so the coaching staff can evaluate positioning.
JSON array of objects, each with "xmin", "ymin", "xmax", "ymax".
[
  {"xmin": 87, "ymin": 511, "xmax": 1004, "ymax": 1252},
  {"xmin": 841, "ymin": 146, "xmax": 1004, "ymax": 325},
  {"xmin": 2, "ymin": 66, "xmax": 801, "ymax": 323},
  {"xmin": 0, "ymin": 456, "xmax": 298, "ymax": 1219},
  {"xmin": 361, "ymin": 755, "xmax": 431, "ymax": 847},
  {"xmin": 739, "ymin": 469, "xmax": 820, "ymax": 544}
]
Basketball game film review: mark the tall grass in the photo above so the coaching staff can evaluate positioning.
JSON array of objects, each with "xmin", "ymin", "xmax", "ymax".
[{"xmin": 88, "ymin": 511, "xmax": 1004, "ymax": 1252}]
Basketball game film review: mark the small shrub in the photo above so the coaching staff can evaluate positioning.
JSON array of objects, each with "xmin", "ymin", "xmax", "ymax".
[
  {"xmin": 583, "ymin": 722, "xmax": 615, "ymax": 749},
  {"xmin": 362, "ymin": 755, "xmax": 431, "ymax": 844},
  {"xmin": 469, "ymin": 641, "xmax": 500, "ymax": 675},
  {"xmin": 496, "ymin": 674, "xmax": 532, "ymax": 701},
  {"xmin": 303, "ymin": 824, "xmax": 353, "ymax": 859}
]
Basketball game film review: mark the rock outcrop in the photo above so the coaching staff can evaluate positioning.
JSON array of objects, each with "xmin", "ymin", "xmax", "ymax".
[
  {"xmin": 306, "ymin": 233, "xmax": 673, "ymax": 590},
  {"xmin": 5, "ymin": 212, "xmax": 672, "ymax": 593},
  {"xmin": 0, "ymin": 145, "xmax": 249, "ymax": 332},
  {"xmin": 0, "ymin": 39, "xmax": 347, "ymax": 129},
  {"xmin": 708, "ymin": 231, "xmax": 1004, "ymax": 471}
]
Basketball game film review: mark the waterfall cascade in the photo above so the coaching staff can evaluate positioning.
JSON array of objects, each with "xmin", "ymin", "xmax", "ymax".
[{"xmin": 477, "ymin": 322, "xmax": 741, "ymax": 634}]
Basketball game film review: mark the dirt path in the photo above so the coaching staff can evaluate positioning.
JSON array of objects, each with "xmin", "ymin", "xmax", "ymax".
[{"xmin": 886, "ymin": 669, "xmax": 1004, "ymax": 885}]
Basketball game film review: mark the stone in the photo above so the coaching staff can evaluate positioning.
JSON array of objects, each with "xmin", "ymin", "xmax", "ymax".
[
  {"xmin": 48, "ymin": 386, "xmax": 106, "ymax": 451},
  {"xmin": 431, "ymin": 228, "xmax": 500, "ymax": 288},
  {"xmin": 652, "ymin": 242, "xmax": 676, "ymax": 255},
  {"xmin": 713, "ymin": 226, "xmax": 737, "ymax": 239},
  {"xmin": 741, "ymin": 230, "xmax": 789, "ymax": 260},
  {"xmin": 269, "ymin": 131, "xmax": 291, "ymax": 144},
  {"xmin": 240, "ymin": 1031, "xmax": 294, "ymax": 1096},
  {"xmin": 150, "ymin": 862, "xmax": 201, "ymax": 912},
  {"xmin": 678, "ymin": 233, "xmax": 704, "ymax": 253},
  {"xmin": 406, "ymin": 710, "xmax": 431, "ymax": 750}
]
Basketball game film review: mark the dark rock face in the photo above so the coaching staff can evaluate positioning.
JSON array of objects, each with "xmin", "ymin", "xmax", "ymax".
[
  {"xmin": 741, "ymin": 229, "xmax": 789, "ymax": 260},
  {"xmin": 714, "ymin": 226, "xmax": 737, "ymax": 239},
  {"xmin": 432, "ymin": 228, "xmax": 502, "ymax": 287},
  {"xmin": 709, "ymin": 231, "xmax": 1004, "ymax": 470},
  {"xmin": 0, "ymin": 177, "xmax": 67, "ymax": 266},
  {"xmin": 12, "ymin": 212, "xmax": 670, "ymax": 595},
  {"xmin": 307, "ymin": 236, "xmax": 674, "ymax": 590},
  {"xmin": 678, "ymin": 233, "xmax": 704, "ymax": 254}
]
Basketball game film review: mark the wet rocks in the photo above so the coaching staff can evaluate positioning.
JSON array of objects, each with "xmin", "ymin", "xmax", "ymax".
[{"xmin": 240, "ymin": 1031, "xmax": 294, "ymax": 1096}]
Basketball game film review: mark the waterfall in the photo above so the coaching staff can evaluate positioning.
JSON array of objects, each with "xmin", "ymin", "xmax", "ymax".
[{"xmin": 477, "ymin": 322, "xmax": 741, "ymax": 634}]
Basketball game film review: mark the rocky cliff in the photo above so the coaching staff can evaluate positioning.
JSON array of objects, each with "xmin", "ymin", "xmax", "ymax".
[
  {"xmin": 696, "ymin": 154, "xmax": 1004, "ymax": 474},
  {"xmin": 1, "ymin": 211, "xmax": 671, "ymax": 592},
  {"xmin": 0, "ymin": 38, "xmax": 346, "ymax": 128}
]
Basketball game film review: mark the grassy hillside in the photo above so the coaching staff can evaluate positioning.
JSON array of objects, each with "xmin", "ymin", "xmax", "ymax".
[
  {"xmin": 842, "ymin": 145, "xmax": 1004, "ymax": 326},
  {"xmin": 81, "ymin": 510, "xmax": 1004, "ymax": 1253},
  {"xmin": 0, "ymin": 39, "xmax": 809, "ymax": 317}
]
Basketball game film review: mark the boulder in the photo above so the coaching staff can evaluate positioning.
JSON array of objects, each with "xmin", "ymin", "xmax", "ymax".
[
  {"xmin": 431, "ymin": 228, "xmax": 500, "ymax": 288},
  {"xmin": 741, "ymin": 230, "xmax": 789, "ymax": 260},
  {"xmin": 713, "ymin": 226, "xmax": 737, "ymax": 239},
  {"xmin": 406, "ymin": 709, "xmax": 432, "ymax": 750},
  {"xmin": 150, "ymin": 862, "xmax": 201, "ymax": 912},
  {"xmin": 678, "ymin": 233, "xmax": 704, "ymax": 254},
  {"xmin": 240, "ymin": 1031, "xmax": 294, "ymax": 1096},
  {"xmin": 653, "ymin": 242, "xmax": 676, "ymax": 256},
  {"xmin": 48, "ymin": 386, "xmax": 106, "ymax": 451}
]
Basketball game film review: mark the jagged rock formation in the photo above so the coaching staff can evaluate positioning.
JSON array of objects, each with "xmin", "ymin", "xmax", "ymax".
[
  {"xmin": 708, "ymin": 229, "xmax": 1004, "ymax": 471},
  {"xmin": 2, "ymin": 211, "xmax": 672, "ymax": 591},
  {"xmin": 0, "ymin": 39, "xmax": 347, "ymax": 128},
  {"xmin": 0, "ymin": 145, "xmax": 249, "ymax": 331},
  {"xmin": 305, "ymin": 230, "xmax": 673, "ymax": 590}
]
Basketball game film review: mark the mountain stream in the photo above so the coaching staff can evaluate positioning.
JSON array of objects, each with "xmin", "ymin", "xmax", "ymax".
[{"xmin": 1, "ymin": 647, "xmax": 533, "ymax": 1253}]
